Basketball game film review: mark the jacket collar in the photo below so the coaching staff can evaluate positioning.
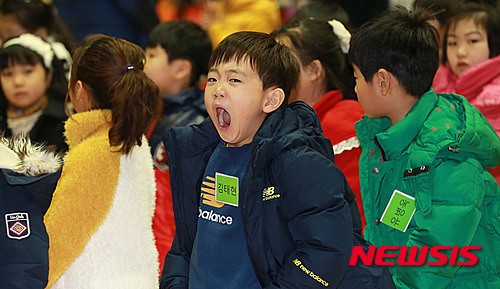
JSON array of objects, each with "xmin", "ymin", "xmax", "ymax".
[
  {"xmin": 64, "ymin": 109, "xmax": 112, "ymax": 149},
  {"xmin": 0, "ymin": 135, "xmax": 62, "ymax": 178},
  {"xmin": 312, "ymin": 89, "xmax": 343, "ymax": 119},
  {"xmin": 163, "ymin": 86, "xmax": 203, "ymax": 107},
  {"xmin": 357, "ymin": 89, "xmax": 438, "ymax": 160},
  {"xmin": 165, "ymin": 101, "xmax": 332, "ymax": 173},
  {"xmin": 252, "ymin": 101, "xmax": 332, "ymax": 173},
  {"xmin": 456, "ymin": 55, "xmax": 500, "ymax": 98}
]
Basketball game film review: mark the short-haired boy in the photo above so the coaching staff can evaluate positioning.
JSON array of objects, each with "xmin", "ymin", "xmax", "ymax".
[
  {"xmin": 160, "ymin": 31, "xmax": 395, "ymax": 289},
  {"xmin": 144, "ymin": 20, "xmax": 212, "ymax": 271},
  {"xmin": 349, "ymin": 6, "xmax": 500, "ymax": 289}
]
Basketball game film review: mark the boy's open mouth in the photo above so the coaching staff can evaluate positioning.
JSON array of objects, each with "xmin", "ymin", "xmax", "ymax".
[{"xmin": 217, "ymin": 107, "xmax": 231, "ymax": 128}]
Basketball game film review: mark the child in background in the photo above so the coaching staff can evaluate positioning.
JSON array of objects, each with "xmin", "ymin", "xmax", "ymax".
[
  {"xmin": 0, "ymin": 0, "xmax": 75, "ymax": 52},
  {"xmin": 0, "ymin": 33, "xmax": 70, "ymax": 152},
  {"xmin": 199, "ymin": 0, "xmax": 281, "ymax": 47},
  {"xmin": 433, "ymin": 2, "xmax": 500, "ymax": 182},
  {"xmin": 289, "ymin": 0, "xmax": 353, "ymax": 31},
  {"xmin": 0, "ymin": 135, "xmax": 61, "ymax": 289},
  {"xmin": 433, "ymin": 2, "xmax": 500, "ymax": 135},
  {"xmin": 44, "ymin": 34, "xmax": 161, "ymax": 289},
  {"xmin": 160, "ymin": 31, "xmax": 394, "ymax": 289},
  {"xmin": 144, "ymin": 19, "xmax": 211, "ymax": 273},
  {"xmin": 350, "ymin": 6, "xmax": 500, "ymax": 288},
  {"xmin": 412, "ymin": 0, "xmax": 459, "ymax": 61},
  {"xmin": 272, "ymin": 17, "xmax": 366, "ymax": 230}
]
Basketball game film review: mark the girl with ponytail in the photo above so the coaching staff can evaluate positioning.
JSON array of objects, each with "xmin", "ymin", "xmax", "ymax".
[{"xmin": 44, "ymin": 34, "xmax": 162, "ymax": 289}]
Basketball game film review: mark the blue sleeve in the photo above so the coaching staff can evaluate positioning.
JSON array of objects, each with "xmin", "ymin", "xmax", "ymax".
[
  {"xmin": 159, "ymin": 233, "xmax": 189, "ymax": 289},
  {"xmin": 273, "ymin": 148, "xmax": 353, "ymax": 288}
]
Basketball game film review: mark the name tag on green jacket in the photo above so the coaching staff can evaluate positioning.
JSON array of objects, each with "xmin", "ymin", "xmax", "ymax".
[{"xmin": 380, "ymin": 189, "xmax": 416, "ymax": 232}]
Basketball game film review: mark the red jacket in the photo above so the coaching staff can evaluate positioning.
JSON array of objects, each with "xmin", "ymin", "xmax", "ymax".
[
  {"xmin": 313, "ymin": 90, "xmax": 366, "ymax": 230},
  {"xmin": 146, "ymin": 121, "xmax": 175, "ymax": 274}
]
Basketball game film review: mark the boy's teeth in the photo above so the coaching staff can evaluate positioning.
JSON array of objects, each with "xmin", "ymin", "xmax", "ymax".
[
  {"xmin": 216, "ymin": 107, "xmax": 230, "ymax": 128},
  {"xmin": 218, "ymin": 108, "xmax": 224, "ymax": 126},
  {"xmin": 217, "ymin": 108, "xmax": 224, "ymax": 126}
]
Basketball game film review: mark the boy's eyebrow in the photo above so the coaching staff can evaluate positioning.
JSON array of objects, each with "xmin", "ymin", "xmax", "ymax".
[
  {"xmin": 227, "ymin": 69, "xmax": 247, "ymax": 77},
  {"xmin": 208, "ymin": 67, "xmax": 247, "ymax": 77}
]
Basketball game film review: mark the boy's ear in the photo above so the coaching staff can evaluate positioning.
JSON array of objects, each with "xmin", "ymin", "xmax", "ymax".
[
  {"xmin": 375, "ymin": 68, "xmax": 390, "ymax": 96},
  {"xmin": 173, "ymin": 59, "xmax": 192, "ymax": 80},
  {"xmin": 262, "ymin": 87, "xmax": 285, "ymax": 113}
]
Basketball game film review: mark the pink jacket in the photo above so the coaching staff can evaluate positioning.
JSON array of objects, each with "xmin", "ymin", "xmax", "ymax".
[{"xmin": 433, "ymin": 55, "xmax": 500, "ymax": 136}]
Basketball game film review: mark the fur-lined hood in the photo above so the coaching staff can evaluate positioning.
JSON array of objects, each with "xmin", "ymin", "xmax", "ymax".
[{"xmin": 0, "ymin": 135, "xmax": 63, "ymax": 176}]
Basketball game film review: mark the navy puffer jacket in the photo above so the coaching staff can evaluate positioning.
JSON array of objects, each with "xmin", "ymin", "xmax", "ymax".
[
  {"xmin": 0, "ymin": 137, "xmax": 61, "ymax": 289},
  {"xmin": 161, "ymin": 101, "xmax": 394, "ymax": 289}
]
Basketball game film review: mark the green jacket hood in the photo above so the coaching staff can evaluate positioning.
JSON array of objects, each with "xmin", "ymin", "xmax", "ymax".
[
  {"xmin": 452, "ymin": 93, "xmax": 500, "ymax": 167},
  {"xmin": 356, "ymin": 89, "xmax": 500, "ymax": 168}
]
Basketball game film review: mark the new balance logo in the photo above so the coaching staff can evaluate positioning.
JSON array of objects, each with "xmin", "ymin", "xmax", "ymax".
[
  {"xmin": 263, "ymin": 186, "xmax": 280, "ymax": 201},
  {"xmin": 201, "ymin": 175, "xmax": 224, "ymax": 208}
]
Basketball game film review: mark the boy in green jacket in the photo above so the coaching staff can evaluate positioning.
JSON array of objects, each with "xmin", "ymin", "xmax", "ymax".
[{"xmin": 349, "ymin": 6, "xmax": 500, "ymax": 289}]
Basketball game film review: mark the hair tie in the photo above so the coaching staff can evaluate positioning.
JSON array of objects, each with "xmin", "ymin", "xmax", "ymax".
[
  {"xmin": 328, "ymin": 19, "xmax": 351, "ymax": 54},
  {"xmin": 123, "ymin": 65, "xmax": 134, "ymax": 73}
]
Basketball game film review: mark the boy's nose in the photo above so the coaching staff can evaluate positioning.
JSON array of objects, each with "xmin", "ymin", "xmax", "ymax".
[{"xmin": 212, "ymin": 84, "xmax": 226, "ymax": 98}]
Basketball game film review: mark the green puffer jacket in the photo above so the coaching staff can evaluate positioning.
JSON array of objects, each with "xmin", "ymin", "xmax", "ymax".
[{"xmin": 356, "ymin": 89, "xmax": 500, "ymax": 289}]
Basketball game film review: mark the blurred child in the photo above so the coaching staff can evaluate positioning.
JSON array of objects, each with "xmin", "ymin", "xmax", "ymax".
[
  {"xmin": 272, "ymin": 17, "xmax": 366, "ymax": 230},
  {"xmin": 44, "ymin": 34, "xmax": 161, "ymax": 289},
  {"xmin": 0, "ymin": 135, "xmax": 61, "ymax": 289},
  {"xmin": 0, "ymin": 0, "xmax": 75, "ymax": 52},
  {"xmin": 433, "ymin": 2, "xmax": 500, "ymax": 135},
  {"xmin": 289, "ymin": 0, "xmax": 353, "ymax": 31},
  {"xmin": 160, "ymin": 31, "xmax": 395, "ymax": 289},
  {"xmin": 144, "ymin": 19, "xmax": 211, "ymax": 272},
  {"xmin": 199, "ymin": 0, "xmax": 281, "ymax": 46},
  {"xmin": 155, "ymin": 0, "xmax": 203, "ymax": 23},
  {"xmin": 412, "ymin": 0, "xmax": 459, "ymax": 61},
  {"xmin": 0, "ymin": 33, "xmax": 70, "ymax": 152},
  {"xmin": 349, "ymin": 6, "xmax": 500, "ymax": 288}
]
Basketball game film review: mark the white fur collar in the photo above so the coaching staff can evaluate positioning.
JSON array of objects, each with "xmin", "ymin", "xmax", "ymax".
[{"xmin": 0, "ymin": 135, "xmax": 62, "ymax": 176}]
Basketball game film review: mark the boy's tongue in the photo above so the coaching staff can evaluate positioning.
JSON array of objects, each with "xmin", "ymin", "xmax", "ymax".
[{"xmin": 217, "ymin": 108, "xmax": 231, "ymax": 128}]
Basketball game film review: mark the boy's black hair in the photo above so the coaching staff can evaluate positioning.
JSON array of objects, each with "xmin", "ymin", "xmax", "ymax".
[
  {"xmin": 441, "ymin": 2, "xmax": 500, "ymax": 65},
  {"xmin": 348, "ymin": 6, "xmax": 439, "ymax": 97},
  {"xmin": 209, "ymin": 31, "xmax": 300, "ymax": 107},
  {"xmin": 146, "ymin": 20, "xmax": 212, "ymax": 87}
]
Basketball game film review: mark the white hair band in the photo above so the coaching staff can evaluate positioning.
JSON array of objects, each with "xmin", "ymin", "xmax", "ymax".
[
  {"xmin": 2, "ymin": 33, "xmax": 55, "ymax": 69},
  {"xmin": 328, "ymin": 19, "xmax": 351, "ymax": 54}
]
